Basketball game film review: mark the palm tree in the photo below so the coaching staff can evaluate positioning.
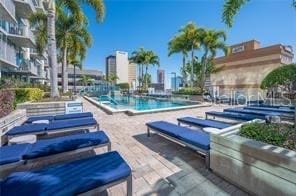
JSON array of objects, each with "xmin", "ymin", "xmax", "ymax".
[
  {"xmin": 36, "ymin": 0, "xmax": 105, "ymax": 98},
  {"xmin": 223, "ymin": 0, "xmax": 296, "ymax": 27},
  {"xmin": 56, "ymin": 12, "xmax": 91, "ymax": 93},
  {"xmin": 143, "ymin": 50, "xmax": 160, "ymax": 89},
  {"xmin": 108, "ymin": 73, "xmax": 119, "ymax": 85},
  {"xmin": 130, "ymin": 48, "xmax": 146, "ymax": 90},
  {"xmin": 168, "ymin": 34, "xmax": 189, "ymax": 86},
  {"xmin": 199, "ymin": 29, "xmax": 228, "ymax": 91},
  {"xmin": 79, "ymin": 75, "xmax": 93, "ymax": 86}
]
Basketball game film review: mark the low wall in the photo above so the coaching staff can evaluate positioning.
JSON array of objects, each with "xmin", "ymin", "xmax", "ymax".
[
  {"xmin": 0, "ymin": 109, "xmax": 27, "ymax": 146},
  {"xmin": 17, "ymin": 102, "xmax": 66, "ymax": 116},
  {"xmin": 210, "ymin": 132, "xmax": 296, "ymax": 195}
]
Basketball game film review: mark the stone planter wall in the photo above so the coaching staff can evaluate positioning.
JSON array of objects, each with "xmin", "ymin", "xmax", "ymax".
[
  {"xmin": 17, "ymin": 102, "xmax": 66, "ymax": 116},
  {"xmin": 210, "ymin": 129, "xmax": 296, "ymax": 196}
]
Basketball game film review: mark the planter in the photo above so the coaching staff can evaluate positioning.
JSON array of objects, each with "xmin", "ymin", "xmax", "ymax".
[{"xmin": 210, "ymin": 125, "xmax": 296, "ymax": 195}]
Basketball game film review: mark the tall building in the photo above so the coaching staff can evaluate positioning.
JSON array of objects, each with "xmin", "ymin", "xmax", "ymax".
[
  {"xmin": 0, "ymin": 0, "xmax": 49, "ymax": 84},
  {"xmin": 105, "ymin": 51, "xmax": 136, "ymax": 87},
  {"xmin": 128, "ymin": 62, "xmax": 137, "ymax": 89},
  {"xmin": 171, "ymin": 76, "xmax": 183, "ymax": 91},
  {"xmin": 58, "ymin": 66, "xmax": 103, "ymax": 92},
  {"xmin": 211, "ymin": 40, "xmax": 294, "ymax": 97},
  {"xmin": 157, "ymin": 69, "xmax": 165, "ymax": 84}
]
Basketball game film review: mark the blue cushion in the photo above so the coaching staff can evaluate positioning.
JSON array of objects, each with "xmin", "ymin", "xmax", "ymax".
[
  {"xmin": 6, "ymin": 123, "xmax": 48, "ymax": 136},
  {"xmin": 0, "ymin": 151, "xmax": 131, "ymax": 196},
  {"xmin": 224, "ymin": 108, "xmax": 282, "ymax": 117},
  {"xmin": 25, "ymin": 116, "xmax": 54, "ymax": 124},
  {"xmin": 46, "ymin": 117, "xmax": 97, "ymax": 131},
  {"xmin": 54, "ymin": 112, "xmax": 93, "ymax": 120},
  {"xmin": 146, "ymin": 121, "xmax": 210, "ymax": 150},
  {"xmin": 178, "ymin": 117, "xmax": 231, "ymax": 129},
  {"xmin": 0, "ymin": 144, "xmax": 31, "ymax": 165},
  {"xmin": 244, "ymin": 106, "xmax": 294, "ymax": 114},
  {"xmin": 206, "ymin": 111, "xmax": 263, "ymax": 120},
  {"xmin": 23, "ymin": 131, "xmax": 110, "ymax": 159}
]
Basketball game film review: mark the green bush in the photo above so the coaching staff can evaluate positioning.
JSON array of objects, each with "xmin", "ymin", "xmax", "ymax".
[
  {"xmin": 240, "ymin": 122, "xmax": 295, "ymax": 150},
  {"xmin": 173, "ymin": 87, "xmax": 204, "ymax": 95},
  {"xmin": 14, "ymin": 88, "xmax": 44, "ymax": 104},
  {"xmin": 116, "ymin": 83, "xmax": 130, "ymax": 90}
]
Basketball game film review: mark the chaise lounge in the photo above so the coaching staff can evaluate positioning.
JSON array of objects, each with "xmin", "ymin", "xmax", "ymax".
[
  {"xmin": 177, "ymin": 117, "xmax": 232, "ymax": 129},
  {"xmin": 224, "ymin": 108, "xmax": 292, "ymax": 119},
  {"xmin": 206, "ymin": 111, "xmax": 263, "ymax": 121},
  {"xmin": 146, "ymin": 121, "xmax": 210, "ymax": 168},
  {"xmin": 24, "ymin": 112, "xmax": 93, "ymax": 124},
  {"xmin": 244, "ymin": 106, "xmax": 294, "ymax": 114},
  {"xmin": 0, "ymin": 131, "xmax": 110, "ymax": 172},
  {"xmin": 0, "ymin": 151, "xmax": 132, "ymax": 196},
  {"xmin": 6, "ymin": 117, "xmax": 99, "ymax": 138}
]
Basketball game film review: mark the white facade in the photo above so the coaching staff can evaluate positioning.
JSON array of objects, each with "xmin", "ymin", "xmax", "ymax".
[{"xmin": 115, "ymin": 51, "xmax": 129, "ymax": 83}]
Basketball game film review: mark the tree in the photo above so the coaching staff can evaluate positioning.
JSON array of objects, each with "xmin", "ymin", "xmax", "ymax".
[
  {"xmin": 33, "ymin": 0, "xmax": 105, "ymax": 98},
  {"xmin": 223, "ymin": 0, "xmax": 296, "ymax": 27},
  {"xmin": 143, "ymin": 50, "xmax": 160, "ymax": 89},
  {"xmin": 199, "ymin": 29, "xmax": 228, "ymax": 91},
  {"xmin": 79, "ymin": 75, "xmax": 93, "ymax": 86},
  {"xmin": 108, "ymin": 73, "xmax": 119, "ymax": 85}
]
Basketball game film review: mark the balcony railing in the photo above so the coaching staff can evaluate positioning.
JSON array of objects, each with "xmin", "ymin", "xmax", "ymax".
[
  {"xmin": 18, "ymin": 59, "xmax": 38, "ymax": 75},
  {"xmin": 8, "ymin": 23, "xmax": 34, "ymax": 41},
  {"xmin": 0, "ymin": 0, "xmax": 15, "ymax": 18},
  {"xmin": 0, "ymin": 37, "xmax": 17, "ymax": 65}
]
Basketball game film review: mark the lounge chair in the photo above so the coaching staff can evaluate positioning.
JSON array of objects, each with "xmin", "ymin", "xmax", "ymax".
[
  {"xmin": 244, "ymin": 106, "xmax": 294, "ymax": 114},
  {"xmin": 146, "ymin": 121, "xmax": 210, "ymax": 168},
  {"xmin": 25, "ymin": 112, "xmax": 93, "ymax": 124},
  {"xmin": 224, "ymin": 108, "xmax": 292, "ymax": 119},
  {"xmin": 177, "ymin": 117, "xmax": 231, "ymax": 129},
  {"xmin": 6, "ymin": 117, "xmax": 98, "ymax": 137},
  {"xmin": 205, "ymin": 111, "xmax": 263, "ymax": 121},
  {"xmin": 0, "ymin": 151, "xmax": 132, "ymax": 196},
  {"xmin": 0, "ymin": 131, "xmax": 110, "ymax": 171}
]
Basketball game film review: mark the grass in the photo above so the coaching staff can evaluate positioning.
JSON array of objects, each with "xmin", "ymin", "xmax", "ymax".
[{"xmin": 239, "ymin": 122, "xmax": 295, "ymax": 151}]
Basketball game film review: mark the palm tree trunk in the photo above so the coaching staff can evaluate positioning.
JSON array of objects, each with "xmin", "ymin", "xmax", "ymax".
[
  {"xmin": 191, "ymin": 45, "xmax": 194, "ymax": 88},
  {"xmin": 47, "ymin": 0, "xmax": 59, "ymax": 98},
  {"xmin": 145, "ymin": 65, "xmax": 148, "ymax": 89},
  {"xmin": 182, "ymin": 54, "xmax": 186, "ymax": 86},
  {"xmin": 62, "ymin": 46, "xmax": 68, "ymax": 93},
  {"xmin": 141, "ymin": 64, "xmax": 144, "ymax": 90},
  {"xmin": 73, "ymin": 65, "xmax": 76, "ymax": 94}
]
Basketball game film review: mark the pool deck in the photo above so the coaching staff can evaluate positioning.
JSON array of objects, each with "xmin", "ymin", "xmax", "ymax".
[{"xmin": 83, "ymin": 97, "xmax": 249, "ymax": 196}]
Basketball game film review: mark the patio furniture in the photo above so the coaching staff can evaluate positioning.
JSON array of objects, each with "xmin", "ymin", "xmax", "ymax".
[
  {"xmin": 177, "ymin": 117, "xmax": 231, "ymax": 129},
  {"xmin": 244, "ymin": 106, "xmax": 294, "ymax": 114},
  {"xmin": 0, "ymin": 151, "xmax": 132, "ymax": 196},
  {"xmin": 25, "ymin": 112, "xmax": 93, "ymax": 124},
  {"xmin": 6, "ymin": 117, "xmax": 99, "ymax": 137},
  {"xmin": 206, "ymin": 111, "xmax": 263, "ymax": 121},
  {"xmin": 224, "ymin": 108, "xmax": 292, "ymax": 119},
  {"xmin": 146, "ymin": 121, "xmax": 210, "ymax": 168},
  {"xmin": 202, "ymin": 127, "xmax": 222, "ymax": 134},
  {"xmin": 8, "ymin": 135, "xmax": 37, "ymax": 145},
  {"xmin": 0, "ymin": 131, "xmax": 110, "ymax": 170}
]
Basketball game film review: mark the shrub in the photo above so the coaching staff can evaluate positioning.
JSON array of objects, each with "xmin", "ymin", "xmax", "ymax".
[
  {"xmin": 0, "ymin": 89, "xmax": 15, "ymax": 118},
  {"xmin": 173, "ymin": 87, "xmax": 204, "ymax": 95},
  {"xmin": 14, "ymin": 88, "xmax": 44, "ymax": 104},
  {"xmin": 116, "ymin": 83, "xmax": 130, "ymax": 90},
  {"xmin": 240, "ymin": 122, "xmax": 295, "ymax": 150}
]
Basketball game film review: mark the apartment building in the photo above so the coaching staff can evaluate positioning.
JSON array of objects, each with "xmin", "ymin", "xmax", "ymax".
[
  {"xmin": 106, "ymin": 51, "xmax": 137, "ymax": 88},
  {"xmin": 157, "ymin": 69, "xmax": 165, "ymax": 84},
  {"xmin": 211, "ymin": 40, "xmax": 294, "ymax": 98},
  {"xmin": 0, "ymin": 0, "xmax": 49, "ymax": 83},
  {"xmin": 58, "ymin": 66, "xmax": 103, "ymax": 92}
]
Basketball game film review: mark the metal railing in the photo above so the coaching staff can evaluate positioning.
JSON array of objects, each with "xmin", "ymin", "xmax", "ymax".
[
  {"xmin": 0, "ymin": 0, "xmax": 15, "ymax": 18},
  {"xmin": 0, "ymin": 37, "xmax": 17, "ymax": 65}
]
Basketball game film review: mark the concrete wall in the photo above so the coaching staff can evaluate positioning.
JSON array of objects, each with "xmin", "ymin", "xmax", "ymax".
[
  {"xmin": 17, "ymin": 102, "xmax": 66, "ymax": 116},
  {"xmin": 210, "ymin": 132, "xmax": 296, "ymax": 196}
]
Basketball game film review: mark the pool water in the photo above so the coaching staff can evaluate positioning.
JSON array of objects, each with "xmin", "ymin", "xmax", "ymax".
[{"xmin": 99, "ymin": 96, "xmax": 197, "ymax": 111}]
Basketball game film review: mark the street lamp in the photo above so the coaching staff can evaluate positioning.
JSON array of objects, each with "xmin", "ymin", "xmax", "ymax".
[{"xmin": 171, "ymin": 72, "xmax": 176, "ymax": 91}]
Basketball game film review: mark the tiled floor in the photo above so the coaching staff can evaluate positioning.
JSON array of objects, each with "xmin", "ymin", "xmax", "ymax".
[{"xmin": 82, "ymin": 98, "xmax": 249, "ymax": 196}]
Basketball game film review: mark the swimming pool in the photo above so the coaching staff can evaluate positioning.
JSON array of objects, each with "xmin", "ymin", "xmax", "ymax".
[{"xmin": 85, "ymin": 95, "xmax": 204, "ymax": 115}]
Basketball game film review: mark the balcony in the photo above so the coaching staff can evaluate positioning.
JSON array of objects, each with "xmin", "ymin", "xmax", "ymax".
[
  {"xmin": 0, "ymin": 36, "xmax": 18, "ymax": 69},
  {"xmin": 30, "ymin": 48, "xmax": 46, "ymax": 60},
  {"xmin": 13, "ymin": 0, "xmax": 36, "ymax": 18},
  {"xmin": 32, "ymin": 0, "xmax": 44, "ymax": 12},
  {"xmin": 0, "ymin": 0, "xmax": 17, "ymax": 23},
  {"xmin": 16, "ymin": 59, "xmax": 38, "ymax": 76},
  {"xmin": 6, "ymin": 23, "xmax": 35, "ymax": 48}
]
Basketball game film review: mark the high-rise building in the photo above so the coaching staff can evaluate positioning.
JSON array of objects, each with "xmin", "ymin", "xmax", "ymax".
[
  {"xmin": 0, "ymin": 0, "xmax": 49, "ymax": 84},
  {"xmin": 105, "ymin": 51, "xmax": 136, "ymax": 87},
  {"xmin": 157, "ymin": 69, "xmax": 165, "ymax": 84},
  {"xmin": 171, "ymin": 76, "xmax": 183, "ymax": 91},
  {"xmin": 128, "ymin": 62, "xmax": 137, "ymax": 89}
]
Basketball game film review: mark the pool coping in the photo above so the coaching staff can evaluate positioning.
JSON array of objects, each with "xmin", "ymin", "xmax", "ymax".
[{"xmin": 83, "ymin": 95, "xmax": 212, "ymax": 115}]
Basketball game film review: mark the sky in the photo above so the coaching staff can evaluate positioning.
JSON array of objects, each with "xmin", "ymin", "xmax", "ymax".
[{"xmin": 82, "ymin": 0, "xmax": 296, "ymax": 88}]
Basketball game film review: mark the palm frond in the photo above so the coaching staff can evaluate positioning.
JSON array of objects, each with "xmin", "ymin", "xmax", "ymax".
[{"xmin": 222, "ymin": 0, "xmax": 249, "ymax": 28}]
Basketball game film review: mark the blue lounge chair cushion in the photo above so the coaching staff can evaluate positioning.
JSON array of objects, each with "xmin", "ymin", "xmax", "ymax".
[
  {"xmin": 0, "ymin": 144, "xmax": 31, "ymax": 165},
  {"xmin": 146, "ymin": 121, "xmax": 210, "ymax": 150},
  {"xmin": 46, "ymin": 117, "xmax": 97, "ymax": 131},
  {"xmin": 25, "ymin": 115, "xmax": 54, "ymax": 123},
  {"xmin": 224, "ymin": 108, "xmax": 282, "ymax": 117},
  {"xmin": 244, "ymin": 106, "xmax": 294, "ymax": 114},
  {"xmin": 54, "ymin": 112, "xmax": 93, "ymax": 120},
  {"xmin": 23, "ymin": 131, "xmax": 109, "ymax": 159},
  {"xmin": 7, "ymin": 123, "xmax": 48, "ymax": 136},
  {"xmin": 178, "ymin": 117, "xmax": 231, "ymax": 129},
  {"xmin": 206, "ymin": 111, "xmax": 263, "ymax": 120},
  {"xmin": 0, "ymin": 151, "xmax": 131, "ymax": 195}
]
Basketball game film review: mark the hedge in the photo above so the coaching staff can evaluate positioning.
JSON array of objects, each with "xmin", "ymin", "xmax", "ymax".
[
  {"xmin": 13, "ymin": 88, "xmax": 44, "ymax": 104},
  {"xmin": 173, "ymin": 87, "xmax": 204, "ymax": 95}
]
